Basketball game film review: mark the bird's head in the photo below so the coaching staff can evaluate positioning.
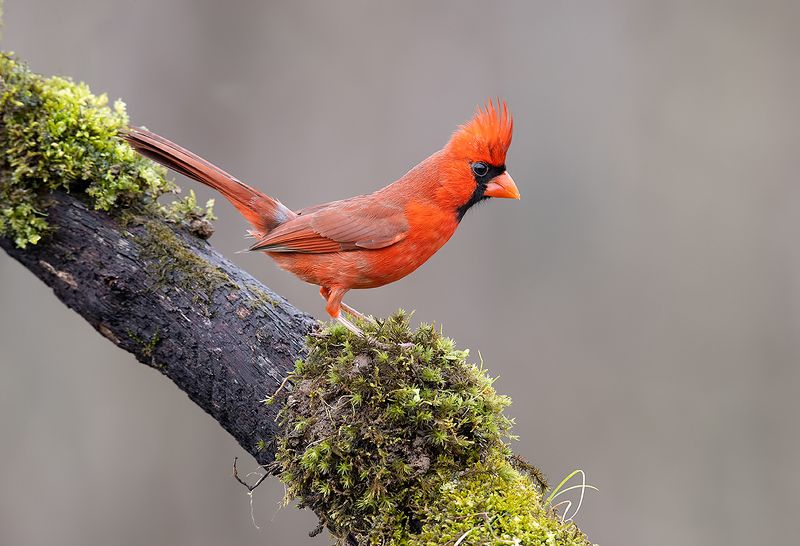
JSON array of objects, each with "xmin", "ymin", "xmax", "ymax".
[{"xmin": 439, "ymin": 99, "xmax": 520, "ymax": 220}]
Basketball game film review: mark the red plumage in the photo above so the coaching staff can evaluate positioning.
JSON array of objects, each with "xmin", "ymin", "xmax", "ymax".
[{"xmin": 122, "ymin": 100, "xmax": 519, "ymax": 331}]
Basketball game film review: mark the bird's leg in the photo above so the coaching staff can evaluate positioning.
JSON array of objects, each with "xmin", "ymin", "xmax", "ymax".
[
  {"xmin": 336, "ymin": 314, "xmax": 364, "ymax": 336},
  {"xmin": 322, "ymin": 286, "xmax": 408, "ymax": 350},
  {"xmin": 320, "ymin": 286, "xmax": 374, "ymax": 324},
  {"xmin": 340, "ymin": 301, "xmax": 367, "ymax": 321},
  {"xmin": 341, "ymin": 302, "xmax": 379, "ymax": 326},
  {"xmin": 323, "ymin": 286, "xmax": 364, "ymax": 335}
]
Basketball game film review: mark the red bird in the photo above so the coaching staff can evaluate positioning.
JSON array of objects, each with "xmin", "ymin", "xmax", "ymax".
[{"xmin": 122, "ymin": 100, "xmax": 519, "ymax": 333}]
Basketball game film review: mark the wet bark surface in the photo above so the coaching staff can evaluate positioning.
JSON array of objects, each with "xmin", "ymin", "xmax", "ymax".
[{"xmin": 0, "ymin": 192, "xmax": 317, "ymax": 465}]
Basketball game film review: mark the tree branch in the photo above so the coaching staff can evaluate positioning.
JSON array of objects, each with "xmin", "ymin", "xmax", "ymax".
[
  {"xmin": 0, "ymin": 54, "xmax": 590, "ymax": 545},
  {"xmin": 0, "ymin": 191, "xmax": 316, "ymax": 466}
]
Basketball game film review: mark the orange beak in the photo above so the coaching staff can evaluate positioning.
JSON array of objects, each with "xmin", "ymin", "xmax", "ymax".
[{"xmin": 484, "ymin": 172, "xmax": 520, "ymax": 200}]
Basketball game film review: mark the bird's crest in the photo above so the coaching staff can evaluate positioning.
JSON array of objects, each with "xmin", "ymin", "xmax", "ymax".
[{"xmin": 447, "ymin": 99, "xmax": 513, "ymax": 165}]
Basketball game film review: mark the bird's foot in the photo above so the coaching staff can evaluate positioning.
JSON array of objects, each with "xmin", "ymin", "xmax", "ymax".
[
  {"xmin": 336, "ymin": 314, "xmax": 364, "ymax": 336},
  {"xmin": 335, "ymin": 315, "xmax": 414, "ymax": 351},
  {"xmin": 341, "ymin": 302, "xmax": 378, "ymax": 325}
]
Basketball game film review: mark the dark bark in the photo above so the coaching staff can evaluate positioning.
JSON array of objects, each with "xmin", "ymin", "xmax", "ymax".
[{"xmin": 0, "ymin": 192, "xmax": 317, "ymax": 465}]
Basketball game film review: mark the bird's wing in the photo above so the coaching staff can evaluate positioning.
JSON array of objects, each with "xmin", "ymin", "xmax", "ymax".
[{"xmin": 249, "ymin": 198, "xmax": 408, "ymax": 253}]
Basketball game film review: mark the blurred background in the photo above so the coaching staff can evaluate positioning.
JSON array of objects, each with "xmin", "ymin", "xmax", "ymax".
[{"xmin": 1, "ymin": 1, "xmax": 799, "ymax": 545}]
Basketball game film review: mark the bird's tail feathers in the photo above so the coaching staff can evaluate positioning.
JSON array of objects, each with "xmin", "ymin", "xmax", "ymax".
[{"xmin": 121, "ymin": 127, "xmax": 295, "ymax": 234}]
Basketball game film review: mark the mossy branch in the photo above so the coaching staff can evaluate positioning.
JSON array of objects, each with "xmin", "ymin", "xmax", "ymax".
[
  {"xmin": 0, "ymin": 55, "xmax": 592, "ymax": 545},
  {"xmin": 0, "ymin": 190, "xmax": 315, "ymax": 462}
]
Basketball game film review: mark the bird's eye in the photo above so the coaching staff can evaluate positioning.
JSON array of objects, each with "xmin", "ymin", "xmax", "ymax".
[{"xmin": 471, "ymin": 162, "xmax": 489, "ymax": 178}]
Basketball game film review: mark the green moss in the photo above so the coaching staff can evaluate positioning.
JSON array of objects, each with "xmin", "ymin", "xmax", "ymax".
[
  {"xmin": 0, "ymin": 53, "xmax": 215, "ymax": 247},
  {"xmin": 274, "ymin": 313, "xmax": 590, "ymax": 545},
  {"xmin": 162, "ymin": 189, "xmax": 216, "ymax": 239},
  {"xmin": 0, "ymin": 50, "xmax": 590, "ymax": 545},
  {"xmin": 245, "ymin": 283, "xmax": 278, "ymax": 309},
  {"xmin": 0, "ymin": 54, "xmax": 171, "ymax": 247},
  {"xmin": 136, "ymin": 220, "xmax": 234, "ymax": 310},
  {"xmin": 407, "ymin": 456, "xmax": 587, "ymax": 546},
  {"xmin": 127, "ymin": 328, "xmax": 161, "ymax": 358}
]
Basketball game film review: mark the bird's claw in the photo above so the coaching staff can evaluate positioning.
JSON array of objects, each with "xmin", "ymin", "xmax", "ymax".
[
  {"xmin": 336, "ymin": 315, "xmax": 364, "ymax": 336},
  {"xmin": 341, "ymin": 303, "xmax": 378, "ymax": 325},
  {"xmin": 335, "ymin": 315, "xmax": 415, "ymax": 351}
]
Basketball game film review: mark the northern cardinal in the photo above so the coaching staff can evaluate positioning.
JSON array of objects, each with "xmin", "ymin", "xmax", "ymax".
[{"xmin": 122, "ymin": 100, "xmax": 519, "ymax": 333}]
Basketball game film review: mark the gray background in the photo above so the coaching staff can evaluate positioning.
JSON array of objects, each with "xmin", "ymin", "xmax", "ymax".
[{"xmin": 1, "ymin": 1, "xmax": 799, "ymax": 545}]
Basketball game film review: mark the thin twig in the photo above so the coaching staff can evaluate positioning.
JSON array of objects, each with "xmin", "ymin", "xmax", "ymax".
[{"xmin": 232, "ymin": 456, "xmax": 271, "ymax": 492}]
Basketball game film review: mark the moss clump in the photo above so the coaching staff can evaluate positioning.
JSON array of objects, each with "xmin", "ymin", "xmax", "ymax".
[
  {"xmin": 163, "ymin": 189, "xmax": 216, "ymax": 239},
  {"xmin": 0, "ymin": 53, "xmax": 172, "ymax": 247},
  {"xmin": 275, "ymin": 313, "xmax": 589, "ymax": 545},
  {"xmin": 409, "ymin": 456, "xmax": 587, "ymax": 546},
  {"xmin": 0, "ymin": 53, "xmax": 215, "ymax": 247}
]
